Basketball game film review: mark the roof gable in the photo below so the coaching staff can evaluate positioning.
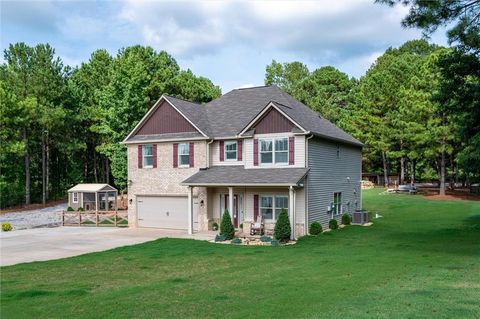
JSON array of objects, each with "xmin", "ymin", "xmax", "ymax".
[{"xmin": 135, "ymin": 100, "xmax": 196, "ymax": 135}]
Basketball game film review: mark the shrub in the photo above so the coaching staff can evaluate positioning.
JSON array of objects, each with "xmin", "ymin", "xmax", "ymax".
[
  {"xmin": 271, "ymin": 239, "xmax": 279, "ymax": 246},
  {"xmin": 231, "ymin": 237, "xmax": 242, "ymax": 244},
  {"xmin": 260, "ymin": 235, "xmax": 272, "ymax": 242},
  {"xmin": 309, "ymin": 222, "xmax": 322, "ymax": 235},
  {"xmin": 215, "ymin": 234, "xmax": 226, "ymax": 242},
  {"xmin": 220, "ymin": 209, "xmax": 235, "ymax": 240},
  {"xmin": 341, "ymin": 214, "xmax": 351, "ymax": 225},
  {"xmin": 274, "ymin": 208, "xmax": 291, "ymax": 242},
  {"xmin": 2, "ymin": 223, "xmax": 12, "ymax": 232},
  {"xmin": 240, "ymin": 223, "xmax": 243, "ymax": 229},
  {"xmin": 212, "ymin": 222, "xmax": 219, "ymax": 231},
  {"xmin": 77, "ymin": 207, "xmax": 84, "ymax": 211},
  {"xmin": 329, "ymin": 219, "xmax": 338, "ymax": 230},
  {"xmin": 67, "ymin": 206, "xmax": 74, "ymax": 211}
]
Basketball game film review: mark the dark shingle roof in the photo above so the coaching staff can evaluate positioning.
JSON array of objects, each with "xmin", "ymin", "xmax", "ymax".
[
  {"xmin": 164, "ymin": 96, "xmax": 211, "ymax": 136},
  {"xmin": 128, "ymin": 86, "xmax": 362, "ymax": 146},
  {"xmin": 201, "ymin": 86, "xmax": 362, "ymax": 146},
  {"xmin": 126, "ymin": 132, "xmax": 205, "ymax": 142},
  {"xmin": 182, "ymin": 166, "xmax": 309, "ymax": 186}
]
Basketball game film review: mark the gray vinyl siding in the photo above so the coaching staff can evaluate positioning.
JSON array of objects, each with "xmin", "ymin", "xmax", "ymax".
[{"xmin": 307, "ymin": 137, "xmax": 362, "ymax": 229}]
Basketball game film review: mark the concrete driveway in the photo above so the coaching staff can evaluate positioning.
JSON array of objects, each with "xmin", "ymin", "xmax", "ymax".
[{"xmin": 0, "ymin": 227, "xmax": 215, "ymax": 266}]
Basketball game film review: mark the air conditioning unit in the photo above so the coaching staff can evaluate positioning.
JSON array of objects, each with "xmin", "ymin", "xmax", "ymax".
[{"xmin": 353, "ymin": 210, "xmax": 369, "ymax": 225}]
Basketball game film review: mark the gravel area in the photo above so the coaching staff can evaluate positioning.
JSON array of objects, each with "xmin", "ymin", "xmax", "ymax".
[{"xmin": 0, "ymin": 203, "xmax": 67, "ymax": 230}]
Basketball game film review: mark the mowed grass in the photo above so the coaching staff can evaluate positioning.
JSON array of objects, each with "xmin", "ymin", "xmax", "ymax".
[{"xmin": 1, "ymin": 189, "xmax": 479, "ymax": 318}]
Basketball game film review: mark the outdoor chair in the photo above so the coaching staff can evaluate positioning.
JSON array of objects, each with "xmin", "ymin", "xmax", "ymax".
[{"xmin": 250, "ymin": 215, "xmax": 264, "ymax": 236}]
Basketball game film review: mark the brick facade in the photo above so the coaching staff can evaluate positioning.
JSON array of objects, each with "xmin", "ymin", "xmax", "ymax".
[{"xmin": 127, "ymin": 141, "xmax": 209, "ymax": 230}]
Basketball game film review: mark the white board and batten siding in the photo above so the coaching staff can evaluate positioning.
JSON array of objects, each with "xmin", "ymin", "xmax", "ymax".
[
  {"xmin": 307, "ymin": 137, "xmax": 362, "ymax": 227},
  {"xmin": 136, "ymin": 195, "xmax": 199, "ymax": 230},
  {"xmin": 244, "ymin": 134, "xmax": 306, "ymax": 169}
]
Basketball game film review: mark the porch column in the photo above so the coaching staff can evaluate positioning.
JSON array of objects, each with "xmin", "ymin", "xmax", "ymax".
[
  {"xmin": 289, "ymin": 186, "xmax": 296, "ymax": 240},
  {"xmin": 187, "ymin": 186, "xmax": 194, "ymax": 235},
  {"xmin": 228, "ymin": 186, "xmax": 234, "ymax": 219}
]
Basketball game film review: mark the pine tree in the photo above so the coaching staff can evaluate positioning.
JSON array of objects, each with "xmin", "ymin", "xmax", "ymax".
[
  {"xmin": 274, "ymin": 208, "xmax": 291, "ymax": 242},
  {"xmin": 220, "ymin": 209, "xmax": 235, "ymax": 240}
]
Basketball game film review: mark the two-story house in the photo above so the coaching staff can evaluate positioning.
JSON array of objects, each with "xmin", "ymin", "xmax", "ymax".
[{"xmin": 123, "ymin": 85, "xmax": 362, "ymax": 238}]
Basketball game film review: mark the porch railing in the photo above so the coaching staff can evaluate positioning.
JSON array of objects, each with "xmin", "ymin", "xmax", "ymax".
[{"xmin": 62, "ymin": 210, "xmax": 128, "ymax": 227}]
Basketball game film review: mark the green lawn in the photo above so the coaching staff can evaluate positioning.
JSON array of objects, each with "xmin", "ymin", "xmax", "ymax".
[{"xmin": 1, "ymin": 189, "xmax": 479, "ymax": 318}]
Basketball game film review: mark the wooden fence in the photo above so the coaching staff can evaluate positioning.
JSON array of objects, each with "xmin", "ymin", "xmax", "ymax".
[{"xmin": 62, "ymin": 210, "xmax": 128, "ymax": 227}]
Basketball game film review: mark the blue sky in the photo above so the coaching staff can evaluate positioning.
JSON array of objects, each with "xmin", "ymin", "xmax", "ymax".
[{"xmin": 1, "ymin": 0, "xmax": 448, "ymax": 92}]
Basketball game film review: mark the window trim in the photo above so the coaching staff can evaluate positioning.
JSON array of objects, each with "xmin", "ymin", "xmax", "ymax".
[
  {"xmin": 274, "ymin": 137, "xmax": 289, "ymax": 165},
  {"xmin": 224, "ymin": 141, "xmax": 238, "ymax": 161},
  {"xmin": 142, "ymin": 144, "xmax": 154, "ymax": 168},
  {"xmin": 178, "ymin": 143, "xmax": 190, "ymax": 168},
  {"xmin": 259, "ymin": 194, "xmax": 289, "ymax": 221},
  {"xmin": 333, "ymin": 192, "xmax": 342, "ymax": 215},
  {"xmin": 72, "ymin": 192, "xmax": 78, "ymax": 203},
  {"xmin": 259, "ymin": 137, "xmax": 289, "ymax": 166}
]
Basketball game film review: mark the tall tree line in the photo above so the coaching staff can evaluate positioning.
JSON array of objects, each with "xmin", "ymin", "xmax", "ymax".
[
  {"xmin": 265, "ymin": 39, "xmax": 480, "ymax": 194},
  {"xmin": 0, "ymin": 44, "xmax": 221, "ymax": 208}
]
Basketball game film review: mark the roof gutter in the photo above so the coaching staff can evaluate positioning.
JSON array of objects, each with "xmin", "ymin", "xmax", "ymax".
[
  {"xmin": 180, "ymin": 182, "xmax": 301, "ymax": 187},
  {"xmin": 121, "ymin": 136, "xmax": 209, "ymax": 145}
]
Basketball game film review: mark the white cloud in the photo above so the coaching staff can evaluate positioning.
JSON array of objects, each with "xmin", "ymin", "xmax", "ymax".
[{"xmin": 118, "ymin": 0, "xmax": 424, "ymax": 62}]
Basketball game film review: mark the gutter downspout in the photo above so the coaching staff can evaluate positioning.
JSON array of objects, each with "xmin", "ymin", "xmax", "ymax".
[
  {"xmin": 305, "ymin": 133, "xmax": 314, "ymax": 235},
  {"xmin": 206, "ymin": 139, "xmax": 214, "ymax": 168}
]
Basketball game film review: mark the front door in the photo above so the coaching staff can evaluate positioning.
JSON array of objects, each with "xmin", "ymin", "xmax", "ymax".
[{"xmin": 224, "ymin": 194, "xmax": 239, "ymax": 228}]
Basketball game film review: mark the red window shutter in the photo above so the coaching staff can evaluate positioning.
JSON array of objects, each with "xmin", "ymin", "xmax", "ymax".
[
  {"xmin": 253, "ymin": 139, "xmax": 259, "ymax": 166},
  {"xmin": 189, "ymin": 142, "xmax": 194, "ymax": 167},
  {"xmin": 173, "ymin": 143, "xmax": 178, "ymax": 168},
  {"xmin": 152, "ymin": 144, "xmax": 157, "ymax": 168},
  {"xmin": 219, "ymin": 141, "xmax": 224, "ymax": 162},
  {"xmin": 237, "ymin": 140, "xmax": 243, "ymax": 161},
  {"xmin": 289, "ymin": 137, "xmax": 295, "ymax": 165},
  {"xmin": 138, "ymin": 145, "xmax": 143, "ymax": 168},
  {"xmin": 254, "ymin": 194, "xmax": 259, "ymax": 221}
]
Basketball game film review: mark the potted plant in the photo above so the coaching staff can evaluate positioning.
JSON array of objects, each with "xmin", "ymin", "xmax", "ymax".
[{"xmin": 212, "ymin": 222, "xmax": 219, "ymax": 231}]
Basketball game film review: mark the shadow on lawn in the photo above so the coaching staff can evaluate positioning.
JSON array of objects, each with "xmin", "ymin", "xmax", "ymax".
[{"xmin": 382, "ymin": 214, "xmax": 480, "ymax": 256}]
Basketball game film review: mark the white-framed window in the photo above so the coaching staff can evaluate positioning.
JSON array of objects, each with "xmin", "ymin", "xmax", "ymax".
[
  {"xmin": 72, "ymin": 192, "xmax": 78, "ymax": 203},
  {"xmin": 260, "ymin": 139, "xmax": 273, "ymax": 164},
  {"xmin": 178, "ymin": 143, "xmax": 190, "ymax": 167},
  {"xmin": 333, "ymin": 192, "xmax": 342, "ymax": 215},
  {"xmin": 260, "ymin": 194, "xmax": 289, "ymax": 221},
  {"xmin": 275, "ymin": 195, "xmax": 289, "ymax": 217},
  {"xmin": 225, "ymin": 141, "xmax": 237, "ymax": 161},
  {"xmin": 275, "ymin": 138, "xmax": 288, "ymax": 164},
  {"xmin": 259, "ymin": 138, "xmax": 288, "ymax": 165},
  {"xmin": 143, "ymin": 144, "xmax": 153, "ymax": 168}
]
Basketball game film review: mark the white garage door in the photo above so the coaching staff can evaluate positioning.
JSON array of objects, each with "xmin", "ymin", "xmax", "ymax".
[{"xmin": 137, "ymin": 196, "xmax": 198, "ymax": 230}]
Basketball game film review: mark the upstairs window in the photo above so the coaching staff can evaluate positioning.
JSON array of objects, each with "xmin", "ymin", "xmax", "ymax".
[
  {"xmin": 225, "ymin": 141, "xmax": 237, "ymax": 160},
  {"xmin": 275, "ymin": 138, "xmax": 288, "ymax": 164},
  {"xmin": 178, "ymin": 143, "xmax": 190, "ymax": 167},
  {"xmin": 143, "ymin": 144, "xmax": 153, "ymax": 168},
  {"xmin": 260, "ymin": 138, "xmax": 289, "ymax": 165}
]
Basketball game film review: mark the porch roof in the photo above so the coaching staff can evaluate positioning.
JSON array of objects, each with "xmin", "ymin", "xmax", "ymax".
[{"xmin": 181, "ymin": 166, "xmax": 309, "ymax": 187}]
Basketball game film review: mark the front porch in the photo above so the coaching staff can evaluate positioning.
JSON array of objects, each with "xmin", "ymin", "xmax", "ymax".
[{"xmin": 182, "ymin": 166, "xmax": 309, "ymax": 239}]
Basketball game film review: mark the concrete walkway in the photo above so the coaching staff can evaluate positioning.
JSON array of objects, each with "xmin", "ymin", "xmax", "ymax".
[{"xmin": 0, "ymin": 227, "xmax": 216, "ymax": 266}]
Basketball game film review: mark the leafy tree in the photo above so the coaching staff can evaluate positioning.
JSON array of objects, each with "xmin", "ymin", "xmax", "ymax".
[
  {"xmin": 295, "ymin": 66, "xmax": 357, "ymax": 125},
  {"xmin": 265, "ymin": 60, "xmax": 309, "ymax": 94},
  {"xmin": 435, "ymin": 50, "xmax": 480, "ymax": 182},
  {"xmin": 377, "ymin": 0, "xmax": 480, "ymax": 52},
  {"xmin": 69, "ymin": 49, "xmax": 113, "ymax": 184},
  {"xmin": 220, "ymin": 209, "xmax": 235, "ymax": 240}
]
